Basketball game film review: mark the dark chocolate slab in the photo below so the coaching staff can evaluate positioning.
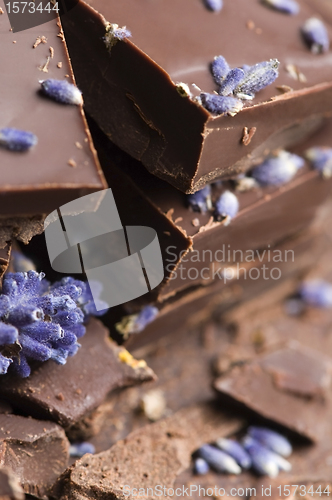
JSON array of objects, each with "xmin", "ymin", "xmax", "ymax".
[
  {"xmin": 0, "ymin": 318, "xmax": 155, "ymax": 429},
  {"xmin": 0, "ymin": 1, "xmax": 106, "ymax": 216},
  {"xmin": 0, "ymin": 413, "xmax": 69, "ymax": 498},
  {"xmin": 61, "ymin": 0, "xmax": 332, "ymax": 192}
]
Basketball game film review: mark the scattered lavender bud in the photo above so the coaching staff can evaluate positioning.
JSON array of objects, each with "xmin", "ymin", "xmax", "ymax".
[
  {"xmin": 299, "ymin": 280, "xmax": 332, "ymax": 308},
  {"xmin": 0, "ymin": 354, "xmax": 12, "ymax": 374},
  {"xmin": 214, "ymin": 191, "xmax": 239, "ymax": 221},
  {"xmin": 204, "ymin": 0, "xmax": 223, "ymax": 12},
  {"xmin": 215, "ymin": 438, "xmax": 252, "ymax": 469},
  {"xmin": 243, "ymin": 436, "xmax": 279, "ymax": 477},
  {"xmin": 0, "ymin": 128, "xmax": 37, "ymax": 152},
  {"xmin": 251, "ymin": 151, "xmax": 304, "ymax": 186},
  {"xmin": 186, "ymin": 185, "xmax": 212, "ymax": 213},
  {"xmin": 219, "ymin": 68, "xmax": 245, "ymax": 96},
  {"xmin": 200, "ymin": 93, "xmax": 243, "ymax": 116},
  {"xmin": 104, "ymin": 23, "xmax": 131, "ymax": 49},
  {"xmin": 198, "ymin": 444, "xmax": 242, "ymax": 474},
  {"xmin": 115, "ymin": 305, "xmax": 159, "ymax": 338},
  {"xmin": 69, "ymin": 442, "xmax": 96, "ymax": 457},
  {"xmin": 194, "ymin": 457, "xmax": 210, "ymax": 475},
  {"xmin": 211, "ymin": 56, "xmax": 230, "ymax": 85},
  {"xmin": 234, "ymin": 59, "xmax": 279, "ymax": 99},
  {"xmin": 40, "ymin": 79, "xmax": 83, "ymax": 105},
  {"xmin": 261, "ymin": 0, "xmax": 300, "ymax": 15},
  {"xmin": 305, "ymin": 147, "xmax": 332, "ymax": 178},
  {"xmin": 301, "ymin": 17, "xmax": 330, "ymax": 54},
  {"xmin": 248, "ymin": 427, "xmax": 292, "ymax": 457}
]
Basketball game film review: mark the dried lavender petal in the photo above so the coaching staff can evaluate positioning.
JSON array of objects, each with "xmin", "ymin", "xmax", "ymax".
[
  {"xmin": 200, "ymin": 93, "xmax": 243, "ymax": 116},
  {"xmin": 214, "ymin": 191, "xmax": 239, "ymax": 221},
  {"xmin": 0, "ymin": 128, "xmax": 37, "ymax": 152},
  {"xmin": 204, "ymin": 0, "xmax": 223, "ymax": 12},
  {"xmin": 234, "ymin": 59, "xmax": 279, "ymax": 99},
  {"xmin": 251, "ymin": 151, "xmax": 304, "ymax": 186},
  {"xmin": 211, "ymin": 56, "xmax": 230, "ymax": 85},
  {"xmin": 115, "ymin": 305, "xmax": 159, "ymax": 337},
  {"xmin": 186, "ymin": 185, "xmax": 212, "ymax": 213},
  {"xmin": 104, "ymin": 23, "xmax": 131, "ymax": 50},
  {"xmin": 40, "ymin": 79, "xmax": 83, "ymax": 105},
  {"xmin": 299, "ymin": 280, "xmax": 332, "ymax": 308},
  {"xmin": 261, "ymin": 0, "xmax": 299, "ymax": 15},
  {"xmin": 198, "ymin": 444, "xmax": 241, "ymax": 474},
  {"xmin": 301, "ymin": 17, "xmax": 330, "ymax": 54},
  {"xmin": 194, "ymin": 457, "xmax": 210, "ymax": 475},
  {"xmin": 248, "ymin": 427, "xmax": 292, "ymax": 457},
  {"xmin": 305, "ymin": 147, "xmax": 332, "ymax": 178},
  {"xmin": 69, "ymin": 442, "xmax": 96, "ymax": 457},
  {"xmin": 219, "ymin": 68, "xmax": 245, "ymax": 96},
  {"xmin": 215, "ymin": 438, "xmax": 252, "ymax": 468},
  {"xmin": 243, "ymin": 436, "xmax": 279, "ymax": 477}
]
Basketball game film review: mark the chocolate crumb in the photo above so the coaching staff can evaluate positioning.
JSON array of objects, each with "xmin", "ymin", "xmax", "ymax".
[
  {"xmin": 38, "ymin": 56, "xmax": 50, "ymax": 73},
  {"xmin": 68, "ymin": 159, "xmax": 77, "ymax": 168},
  {"xmin": 192, "ymin": 218, "xmax": 200, "ymax": 227},
  {"xmin": 163, "ymin": 231, "xmax": 171, "ymax": 236},
  {"xmin": 75, "ymin": 389, "xmax": 82, "ymax": 395},
  {"xmin": 49, "ymin": 46, "xmax": 54, "ymax": 58},
  {"xmin": 285, "ymin": 63, "xmax": 307, "ymax": 82},
  {"xmin": 57, "ymin": 62, "xmax": 62, "ymax": 68},
  {"xmin": 242, "ymin": 126, "xmax": 257, "ymax": 146},
  {"xmin": 0, "ymin": 7, "xmax": 4, "ymax": 14},
  {"xmin": 12, "ymin": 41, "xmax": 16, "ymax": 44},
  {"xmin": 65, "ymin": 74, "xmax": 70, "ymax": 78},
  {"xmin": 33, "ymin": 36, "xmax": 47, "ymax": 48},
  {"xmin": 276, "ymin": 84, "xmax": 293, "ymax": 93},
  {"xmin": 246, "ymin": 19, "xmax": 255, "ymax": 30},
  {"xmin": 75, "ymin": 141, "xmax": 83, "ymax": 149},
  {"xmin": 56, "ymin": 393, "xmax": 64, "ymax": 401},
  {"xmin": 174, "ymin": 217, "xmax": 183, "ymax": 224}
]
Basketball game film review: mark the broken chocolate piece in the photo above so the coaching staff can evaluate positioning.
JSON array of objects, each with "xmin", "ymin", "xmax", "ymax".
[
  {"xmin": 0, "ymin": 318, "xmax": 155, "ymax": 430},
  {"xmin": 0, "ymin": 243, "xmax": 11, "ymax": 284},
  {"xmin": 0, "ymin": 413, "xmax": 69, "ymax": 498}
]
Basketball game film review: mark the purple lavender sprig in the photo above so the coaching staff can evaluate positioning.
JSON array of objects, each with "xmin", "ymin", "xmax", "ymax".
[
  {"xmin": 40, "ymin": 79, "xmax": 83, "ymax": 105},
  {"xmin": 261, "ymin": 0, "xmax": 300, "ymax": 15},
  {"xmin": 211, "ymin": 56, "xmax": 230, "ymax": 85},
  {"xmin": 219, "ymin": 68, "xmax": 245, "ymax": 96},
  {"xmin": 0, "ymin": 272, "xmax": 104, "ymax": 377},
  {"xmin": 248, "ymin": 427, "xmax": 292, "ymax": 457},
  {"xmin": 198, "ymin": 444, "xmax": 241, "ymax": 474},
  {"xmin": 301, "ymin": 18, "xmax": 330, "ymax": 54},
  {"xmin": 251, "ymin": 151, "xmax": 304, "ymax": 186},
  {"xmin": 186, "ymin": 185, "xmax": 212, "ymax": 213},
  {"xmin": 0, "ymin": 128, "xmax": 37, "ymax": 152},
  {"xmin": 234, "ymin": 59, "xmax": 280, "ymax": 100},
  {"xmin": 305, "ymin": 147, "xmax": 332, "ymax": 179},
  {"xmin": 200, "ymin": 93, "xmax": 243, "ymax": 116},
  {"xmin": 299, "ymin": 280, "xmax": 332, "ymax": 308},
  {"xmin": 214, "ymin": 190, "xmax": 239, "ymax": 221},
  {"xmin": 204, "ymin": 0, "xmax": 223, "ymax": 12},
  {"xmin": 215, "ymin": 438, "xmax": 252, "ymax": 468}
]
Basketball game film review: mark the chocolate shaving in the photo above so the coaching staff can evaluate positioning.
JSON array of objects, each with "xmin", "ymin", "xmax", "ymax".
[{"xmin": 242, "ymin": 126, "xmax": 257, "ymax": 146}]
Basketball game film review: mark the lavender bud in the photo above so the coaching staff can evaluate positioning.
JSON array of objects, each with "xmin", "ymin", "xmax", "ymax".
[
  {"xmin": 301, "ymin": 17, "xmax": 330, "ymax": 54},
  {"xmin": 116, "ymin": 306, "xmax": 159, "ymax": 337},
  {"xmin": 194, "ymin": 457, "xmax": 210, "ymax": 475},
  {"xmin": 305, "ymin": 147, "xmax": 332, "ymax": 179},
  {"xmin": 40, "ymin": 79, "xmax": 83, "ymax": 105},
  {"xmin": 104, "ymin": 23, "xmax": 131, "ymax": 50},
  {"xmin": 211, "ymin": 56, "xmax": 230, "ymax": 85},
  {"xmin": 284, "ymin": 298, "xmax": 305, "ymax": 316},
  {"xmin": 248, "ymin": 427, "xmax": 292, "ymax": 457},
  {"xmin": 251, "ymin": 151, "xmax": 304, "ymax": 186},
  {"xmin": 200, "ymin": 93, "xmax": 243, "ymax": 116},
  {"xmin": 69, "ymin": 442, "xmax": 96, "ymax": 457},
  {"xmin": 187, "ymin": 185, "xmax": 212, "ymax": 213},
  {"xmin": 219, "ymin": 68, "xmax": 245, "ymax": 96},
  {"xmin": 10, "ymin": 251, "xmax": 36, "ymax": 273},
  {"xmin": 214, "ymin": 191, "xmax": 239, "ymax": 221},
  {"xmin": 261, "ymin": 0, "xmax": 300, "ymax": 15},
  {"xmin": 299, "ymin": 280, "xmax": 332, "ymax": 308},
  {"xmin": 198, "ymin": 444, "xmax": 241, "ymax": 474},
  {"xmin": 0, "ymin": 323, "xmax": 18, "ymax": 346},
  {"xmin": 243, "ymin": 436, "xmax": 279, "ymax": 477},
  {"xmin": 204, "ymin": 0, "xmax": 223, "ymax": 12},
  {"xmin": 0, "ymin": 128, "xmax": 37, "ymax": 152},
  {"xmin": 234, "ymin": 59, "xmax": 279, "ymax": 99},
  {"xmin": 215, "ymin": 438, "xmax": 252, "ymax": 469},
  {"xmin": 0, "ymin": 354, "xmax": 12, "ymax": 375}
]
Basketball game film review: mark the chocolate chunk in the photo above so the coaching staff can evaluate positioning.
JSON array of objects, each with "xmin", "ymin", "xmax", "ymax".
[
  {"xmin": 0, "ymin": 243, "xmax": 11, "ymax": 283},
  {"xmin": 214, "ymin": 344, "xmax": 332, "ymax": 442},
  {"xmin": 61, "ymin": 0, "xmax": 332, "ymax": 192},
  {"xmin": 53, "ymin": 402, "xmax": 243, "ymax": 500},
  {"xmin": 0, "ymin": 216, "xmax": 44, "ymax": 249},
  {"xmin": 0, "ymin": 468, "xmax": 24, "ymax": 500},
  {"xmin": 0, "ymin": 318, "xmax": 155, "ymax": 430},
  {"xmin": 0, "ymin": 414, "xmax": 69, "ymax": 498},
  {"xmin": 0, "ymin": 2, "xmax": 106, "ymax": 217}
]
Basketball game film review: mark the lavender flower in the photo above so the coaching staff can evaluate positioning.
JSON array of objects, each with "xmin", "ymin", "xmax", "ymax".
[
  {"xmin": 248, "ymin": 427, "xmax": 292, "ymax": 457},
  {"xmin": 215, "ymin": 438, "xmax": 252, "ymax": 468},
  {"xmin": 40, "ymin": 79, "xmax": 83, "ymax": 105},
  {"xmin": 301, "ymin": 18, "xmax": 330, "ymax": 54},
  {"xmin": 186, "ymin": 185, "xmax": 212, "ymax": 213},
  {"xmin": 299, "ymin": 280, "xmax": 332, "ymax": 308},
  {"xmin": 0, "ymin": 128, "xmax": 37, "ymax": 152},
  {"xmin": 104, "ymin": 23, "xmax": 132, "ymax": 50},
  {"xmin": 115, "ymin": 306, "xmax": 159, "ymax": 338},
  {"xmin": 204, "ymin": 0, "xmax": 223, "ymax": 12},
  {"xmin": 0, "ymin": 272, "xmax": 104, "ymax": 377},
  {"xmin": 69, "ymin": 442, "xmax": 96, "ymax": 457},
  {"xmin": 198, "ymin": 444, "xmax": 241, "ymax": 474},
  {"xmin": 234, "ymin": 59, "xmax": 280, "ymax": 99},
  {"xmin": 305, "ymin": 147, "xmax": 332, "ymax": 179},
  {"xmin": 243, "ymin": 436, "xmax": 291, "ymax": 477},
  {"xmin": 219, "ymin": 68, "xmax": 245, "ymax": 96},
  {"xmin": 211, "ymin": 56, "xmax": 230, "ymax": 85},
  {"xmin": 251, "ymin": 151, "xmax": 304, "ymax": 186},
  {"xmin": 200, "ymin": 93, "xmax": 243, "ymax": 116},
  {"xmin": 194, "ymin": 457, "xmax": 210, "ymax": 475},
  {"xmin": 214, "ymin": 191, "xmax": 239, "ymax": 221},
  {"xmin": 261, "ymin": 0, "xmax": 300, "ymax": 15}
]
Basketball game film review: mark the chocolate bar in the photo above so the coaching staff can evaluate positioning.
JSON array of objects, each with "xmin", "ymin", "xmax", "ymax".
[
  {"xmin": 0, "ymin": 413, "xmax": 69, "ymax": 498},
  {"xmin": 0, "ymin": 318, "xmax": 155, "ymax": 431},
  {"xmin": 61, "ymin": 0, "xmax": 332, "ymax": 192},
  {"xmin": 0, "ymin": 0, "xmax": 106, "ymax": 223}
]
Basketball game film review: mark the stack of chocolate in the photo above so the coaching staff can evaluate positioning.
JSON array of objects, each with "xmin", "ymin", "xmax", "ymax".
[{"xmin": 1, "ymin": 0, "xmax": 332, "ymax": 498}]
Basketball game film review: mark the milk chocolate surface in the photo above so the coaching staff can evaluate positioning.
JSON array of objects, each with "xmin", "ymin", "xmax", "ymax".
[
  {"xmin": 0, "ymin": 2, "xmax": 106, "ymax": 216},
  {"xmin": 61, "ymin": 0, "xmax": 332, "ymax": 192},
  {"xmin": 0, "ymin": 469, "xmax": 24, "ymax": 500},
  {"xmin": 0, "ymin": 318, "xmax": 155, "ymax": 429}
]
